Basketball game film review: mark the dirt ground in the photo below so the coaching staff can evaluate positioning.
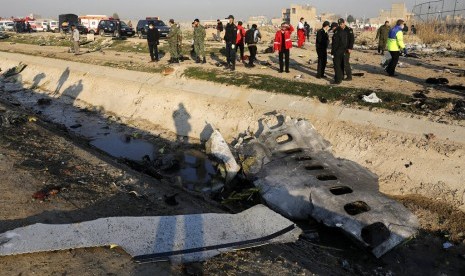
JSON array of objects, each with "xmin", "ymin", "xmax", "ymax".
[{"xmin": 0, "ymin": 31, "xmax": 465, "ymax": 275}]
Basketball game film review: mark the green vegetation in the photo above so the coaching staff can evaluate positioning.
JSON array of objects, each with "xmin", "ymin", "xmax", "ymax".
[{"xmin": 183, "ymin": 67, "xmax": 452, "ymax": 113}]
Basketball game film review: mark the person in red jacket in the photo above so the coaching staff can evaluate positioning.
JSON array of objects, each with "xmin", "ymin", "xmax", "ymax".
[
  {"xmin": 274, "ymin": 22, "xmax": 294, "ymax": 73},
  {"xmin": 236, "ymin": 21, "xmax": 246, "ymax": 61},
  {"xmin": 297, "ymin": 17, "xmax": 305, "ymax": 48}
]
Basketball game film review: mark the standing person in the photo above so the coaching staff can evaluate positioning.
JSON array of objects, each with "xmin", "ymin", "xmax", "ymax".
[
  {"xmin": 402, "ymin": 23, "xmax": 409, "ymax": 35},
  {"xmin": 304, "ymin": 21, "xmax": 311, "ymax": 41},
  {"xmin": 297, "ymin": 17, "xmax": 305, "ymax": 48},
  {"xmin": 315, "ymin": 21, "xmax": 331, "ymax": 79},
  {"xmin": 245, "ymin": 24, "xmax": 261, "ymax": 67},
  {"xmin": 235, "ymin": 21, "xmax": 246, "ymax": 62},
  {"xmin": 331, "ymin": 21, "xmax": 348, "ymax": 84},
  {"xmin": 224, "ymin": 15, "xmax": 238, "ymax": 71},
  {"xmin": 71, "ymin": 24, "xmax": 80, "ymax": 55},
  {"xmin": 216, "ymin": 19, "xmax": 224, "ymax": 42},
  {"xmin": 127, "ymin": 20, "xmax": 133, "ymax": 28},
  {"xmin": 193, "ymin": 19, "xmax": 206, "ymax": 64},
  {"xmin": 26, "ymin": 22, "xmax": 31, "ymax": 33},
  {"xmin": 386, "ymin": 19, "xmax": 407, "ymax": 77},
  {"xmin": 274, "ymin": 22, "xmax": 294, "ymax": 73},
  {"xmin": 338, "ymin": 18, "xmax": 354, "ymax": 81},
  {"xmin": 376, "ymin": 21, "xmax": 390, "ymax": 55},
  {"xmin": 146, "ymin": 22, "xmax": 159, "ymax": 62},
  {"xmin": 167, "ymin": 19, "xmax": 182, "ymax": 63},
  {"xmin": 411, "ymin": 25, "xmax": 417, "ymax": 35}
]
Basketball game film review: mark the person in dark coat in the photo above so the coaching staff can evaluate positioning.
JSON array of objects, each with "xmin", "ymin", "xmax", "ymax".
[
  {"xmin": 338, "ymin": 18, "xmax": 354, "ymax": 81},
  {"xmin": 146, "ymin": 22, "xmax": 160, "ymax": 62},
  {"xmin": 224, "ymin": 15, "xmax": 237, "ymax": 71},
  {"xmin": 315, "ymin": 21, "xmax": 331, "ymax": 79},
  {"xmin": 331, "ymin": 22, "xmax": 348, "ymax": 84}
]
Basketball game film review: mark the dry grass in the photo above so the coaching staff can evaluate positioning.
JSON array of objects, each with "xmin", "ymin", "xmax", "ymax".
[{"xmin": 416, "ymin": 21, "xmax": 465, "ymax": 45}]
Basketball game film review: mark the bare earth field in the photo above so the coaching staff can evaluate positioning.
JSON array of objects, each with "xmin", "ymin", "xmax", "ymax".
[{"xmin": 0, "ymin": 30, "xmax": 464, "ymax": 275}]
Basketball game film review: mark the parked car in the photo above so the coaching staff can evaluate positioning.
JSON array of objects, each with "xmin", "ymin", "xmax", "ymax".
[
  {"xmin": 0, "ymin": 21, "xmax": 14, "ymax": 32},
  {"xmin": 97, "ymin": 19, "xmax": 134, "ymax": 37},
  {"xmin": 49, "ymin": 21, "xmax": 59, "ymax": 32},
  {"xmin": 76, "ymin": 24, "xmax": 89, "ymax": 34},
  {"xmin": 28, "ymin": 21, "xmax": 44, "ymax": 32},
  {"xmin": 136, "ymin": 18, "xmax": 170, "ymax": 39},
  {"xmin": 41, "ymin": 21, "xmax": 49, "ymax": 32}
]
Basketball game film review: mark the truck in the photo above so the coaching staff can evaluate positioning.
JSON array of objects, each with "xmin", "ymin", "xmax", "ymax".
[
  {"xmin": 79, "ymin": 15, "xmax": 108, "ymax": 34},
  {"xmin": 58, "ymin": 14, "xmax": 78, "ymax": 33}
]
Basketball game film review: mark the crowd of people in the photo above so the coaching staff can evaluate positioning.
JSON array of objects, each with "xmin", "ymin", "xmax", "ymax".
[{"xmin": 139, "ymin": 15, "xmax": 409, "ymax": 84}]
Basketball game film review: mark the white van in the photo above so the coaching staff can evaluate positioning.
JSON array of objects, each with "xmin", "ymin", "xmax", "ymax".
[{"xmin": 49, "ymin": 21, "xmax": 59, "ymax": 32}]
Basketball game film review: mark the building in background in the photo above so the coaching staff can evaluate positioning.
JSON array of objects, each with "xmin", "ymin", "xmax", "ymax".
[
  {"xmin": 247, "ymin": 16, "xmax": 270, "ymax": 26},
  {"xmin": 369, "ymin": 3, "xmax": 414, "ymax": 26},
  {"xmin": 281, "ymin": 4, "xmax": 317, "ymax": 28}
]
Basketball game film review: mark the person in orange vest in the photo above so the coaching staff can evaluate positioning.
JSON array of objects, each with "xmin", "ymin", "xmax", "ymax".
[
  {"xmin": 236, "ymin": 21, "xmax": 246, "ymax": 62},
  {"xmin": 297, "ymin": 17, "xmax": 305, "ymax": 48},
  {"xmin": 274, "ymin": 22, "xmax": 294, "ymax": 73}
]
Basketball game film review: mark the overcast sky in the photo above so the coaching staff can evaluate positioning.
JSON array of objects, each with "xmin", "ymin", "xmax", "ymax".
[{"xmin": 0, "ymin": 0, "xmax": 419, "ymax": 21}]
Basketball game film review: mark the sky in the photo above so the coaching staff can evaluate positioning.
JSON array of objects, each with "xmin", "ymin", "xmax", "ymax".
[{"xmin": 0, "ymin": 0, "xmax": 419, "ymax": 21}]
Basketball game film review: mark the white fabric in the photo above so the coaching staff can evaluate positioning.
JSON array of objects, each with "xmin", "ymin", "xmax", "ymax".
[{"xmin": 72, "ymin": 29, "xmax": 79, "ymax": 42}]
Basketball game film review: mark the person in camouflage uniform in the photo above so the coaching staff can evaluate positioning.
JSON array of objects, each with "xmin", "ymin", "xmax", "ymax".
[
  {"xmin": 376, "ymin": 21, "xmax": 390, "ymax": 55},
  {"xmin": 193, "ymin": 19, "xmax": 206, "ymax": 64},
  {"xmin": 168, "ymin": 19, "xmax": 182, "ymax": 63}
]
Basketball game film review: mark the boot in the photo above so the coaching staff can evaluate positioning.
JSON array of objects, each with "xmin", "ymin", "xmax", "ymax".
[
  {"xmin": 202, "ymin": 57, "xmax": 206, "ymax": 64},
  {"xmin": 196, "ymin": 57, "xmax": 201, "ymax": 64},
  {"xmin": 230, "ymin": 64, "xmax": 235, "ymax": 71}
]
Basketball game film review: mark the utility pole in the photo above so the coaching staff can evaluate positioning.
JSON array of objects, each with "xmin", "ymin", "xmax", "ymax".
[
  {"xmin": 452, "ymin": 0, "xmax": 458, "ymax": 22},
  {"xmin": 441, "ymin": 0, "xmax": 445, "ymax": 21}
]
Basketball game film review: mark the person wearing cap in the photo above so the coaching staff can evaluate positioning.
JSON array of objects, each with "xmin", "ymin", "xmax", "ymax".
[
  {"xmin": 245, "ymin": 24, "xmax": 261, "ymax": 67},
  {"xmin": 146, "ymin": 22, "xmax": 160, "ymax": 62},
  {"xmin": 331, "ymin": 20, "xmax": 348, "ymax": 84},
  {"xmin": 216, "ymin": 19, "xmax": 224, "ymax": 42},
  {"xmin": 376, "ymin": 21, "xmax": 390, "ymax": 55},
  {"xmin": 296, "ymin": 17, "xmax": 306, "ymax": 48},
  {"xmin": 167, "ymin": 19, "xmax": 182, "ymax": 63},
  {"xmin": 337, "ymin": 18, "xmax": 354, "ymax": 81},
  {"xmin": 236, "ymin": 21, "xmax": 246, "ymax": 62},
  {"xmin": 71, "ymin": 24, "xmax": 80, "ymax": 55},
  {"xmin": 224, "ymin": 15, "xmax": 238, "ymax": 71},
  {"xmin": 273, "ymin": 22, "xmax": 294, "ymax": 73},
  {"xmin": 386, "ymin": 19, "xmax": 407, "ymax": 77},
  {"xmin": 315, "ymin": 21, "xmax": 331, "ymax": 79},
  {"xmin": 193, "ymin": 19, "xmax": 206, "ymax": 64}
]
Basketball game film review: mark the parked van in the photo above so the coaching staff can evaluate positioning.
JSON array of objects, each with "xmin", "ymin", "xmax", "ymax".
[
  {"xmin": 79, "ymin": 15, "xmax": 108, "ymax": 34},
  {"xmin": 0, "ymin": 21, "xmax": 14, "ymax": 31},
  {"xmin": 49, "ymin": 21, "xmax": 59, "ymax": 32}
]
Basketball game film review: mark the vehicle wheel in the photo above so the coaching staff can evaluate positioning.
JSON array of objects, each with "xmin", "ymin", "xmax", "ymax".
[
  {"xmin": 90, "ymin": 30, "xmax": 95, "ymax": 34},
  {"xmin": 99, "ymin": 29, "xmax": 105, "ymax": 36}
]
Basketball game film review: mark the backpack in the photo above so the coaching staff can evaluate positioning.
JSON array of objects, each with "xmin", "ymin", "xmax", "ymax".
[{"xmin": 245, "ymin": 29, "xmax": 255, "ymax": 44}]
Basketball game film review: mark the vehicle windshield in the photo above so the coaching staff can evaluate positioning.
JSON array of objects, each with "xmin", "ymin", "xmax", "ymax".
[
  {"xmin": 120, "ymin": 22, "xmax": 129, "ymax": 28},
  {"xmin": 147, "ymin": 20, "xmax": 166, "ymax": 27}
]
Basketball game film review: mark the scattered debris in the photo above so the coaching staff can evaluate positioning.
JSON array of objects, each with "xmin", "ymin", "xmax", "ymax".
[
  {"xmin": 37, "ymin": 98, "xmax": 52, "ymax": 106},
  {"xmin": 294, "ymin": 74, "xmax": 303, "ymax": 79},
  {"xmin": 69, "ymin": 124, "xmax": 82, "ymax": 129},
  {"xmin": 162, "ymin": 67, "xmax": 175, "ymax": 76},
  {"xmin": 449, "ymin": 100, "xmax": 465, "ymax": 119},
  {"xmin": 0, "ymin": 110, "xmax": 27, "ymax": 127},
  {"xmin": 237, "ymin": 115, "xmax": 419, "ymax": 257},
  {"xmin": 443, "ymin": 242, "xmax": 454, "ymax": 249},
  {"xmin": 206, "ymin": 130, "xmax": 241, "ymax": 183},
  {"xmin": 448, "ymin": 63, "xmax": 459, "ymax": 67},
  {"xmin": 405, "ymin": 53, "xmax": 420, "ymax": 59},
  {"xmin": 164, "ymin": 193, "xmax": 179, "ymax": 206},
  {"xmin": 0, "ymin": 204, "xmax": 302, "ymax": 263},
  {"xmin": 2, "ymin": 63, "xmax": 27, "ymax": 78},
  {"xmin": 362, "ymin": 93, "xmax": 382, "ymax": 103},
  {"xmin": 32, "ymin": 186, "xmax": 62, "ymax": 201},
  {"xmin": 352, "ymin": 72, "xmax": 365, "ymax": 77},
  {"xmin": 447, "ymin": 84, "xmax": 465, "ymax": 91},
  {"xmin": 405, "ymin": 161, "xmax": 413, "ymax": 168},
  {"xmin": 3, "ymin": 82, "xmax": 24, "ymax": 92},
  {"xmin": 424, "ymin": 133, "xmax": 436, "ymax": 141},
  {"xmin": 426, "ymin": 78, "xmax": 449, "ymax": 85}
]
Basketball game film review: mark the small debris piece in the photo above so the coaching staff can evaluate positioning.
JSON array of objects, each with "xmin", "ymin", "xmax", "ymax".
[
  {"xmin": 69, "ymin": 124, "xmax": 82, "ymax": 129},
  {"xmin": 426, "ymin": 78, "xmax": 449, "ymax": 85},
  {"xmin": 37, "ymin": 98, "xmax": 52, "ymax": 105},
  {"xmin": 206, "ymin": 130, "xmax": 240, "ymax": 183},
  {"xmin": 424, "ymin": 133, "xmax": 436, "ymax": 141},
  {"xmin": 362, "ymin": 93, "xmax": 382, "ymax": 103},
  {"xmin": 2, "ymin": 63, "xmax": 27, "ymax": 78},
  {"xmin": 164, "ymin": 193, "xmax": 179, "ymax": 206},
  {"xmin": 405, "ymin": 161, "xmax": 413, "ymax": 168},
  {"xmin": 353, "ymin": 72, "xmax": 365, "ymax": 77},
  {"xmin": 443, "ymin": 242, "xmax": 454, "ymax": 249}
]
